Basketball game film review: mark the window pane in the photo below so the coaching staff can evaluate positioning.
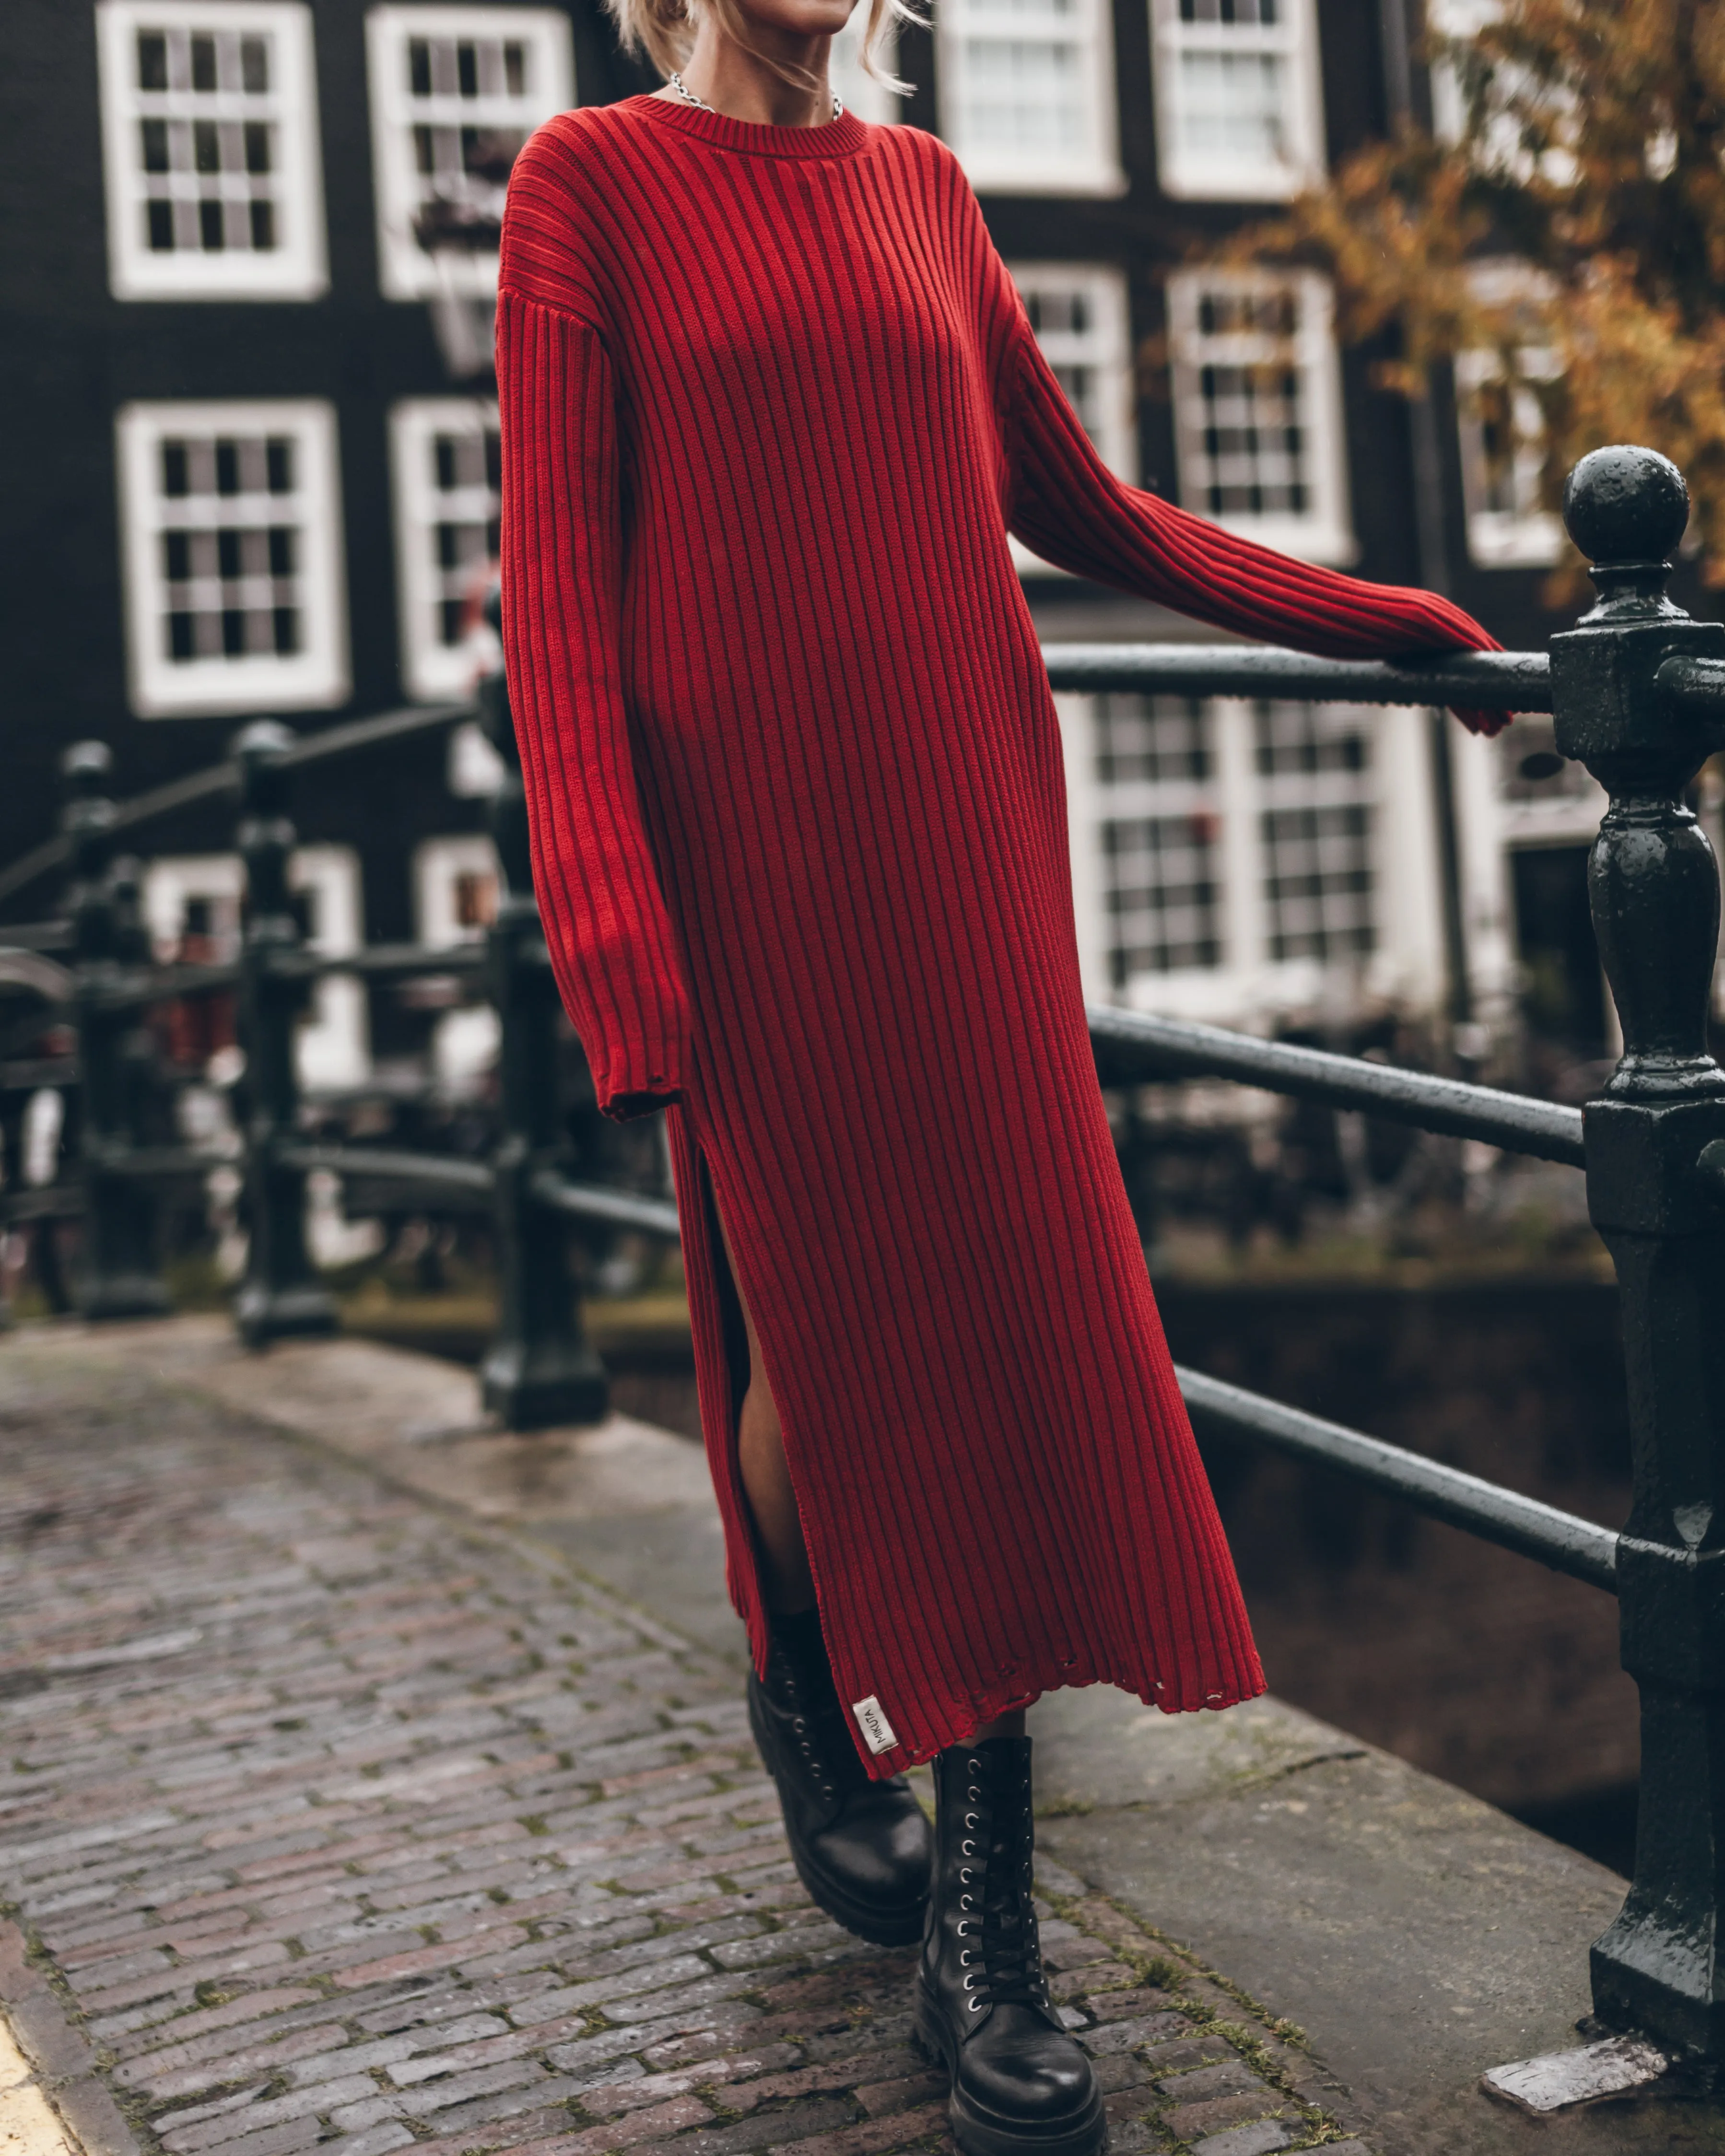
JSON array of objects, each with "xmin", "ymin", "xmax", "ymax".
[
  {"xmin": 1094, "ymin": 697, "xmax": 1212, "ymax": 784},
  {"xmin": 129, "ymin": 411, "xmax": 329, "ymax": 698},
  {"xmin": 1253, "ymin": 702, "xmax": 1376, "ymax": 960},
  {"xmin": 1175, "ymin": 49, "xmax": 1287, "ymax": 162},
  {"xmin": 1102, "ymin": 815, "xmax": 1223, "ymax": 979},
  {"xmin": 1175, "ymin": 281, "xmax": 1323, "ymax": 523},
  {"xmin": 112, "ymin": 13, "xmax": 295, "ymax": 275}
]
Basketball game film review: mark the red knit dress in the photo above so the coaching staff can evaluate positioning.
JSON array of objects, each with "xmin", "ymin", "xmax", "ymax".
[{"xmin": 496, "ymin": 96, "xmax": 1500, "ymax": 1777}]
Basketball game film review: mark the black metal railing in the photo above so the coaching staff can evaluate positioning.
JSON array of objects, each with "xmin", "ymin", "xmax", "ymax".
[{"xmin": 1, "ymin": 445, "xmax": 1722, "ymax": 2070}]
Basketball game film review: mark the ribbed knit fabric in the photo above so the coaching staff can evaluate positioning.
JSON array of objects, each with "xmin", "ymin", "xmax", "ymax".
[{"xmin": 496, "ymin": 96, "xmax": 1503, "ymax": 1777}]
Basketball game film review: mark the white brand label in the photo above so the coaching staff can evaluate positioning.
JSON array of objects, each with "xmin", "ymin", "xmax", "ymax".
[{"xmin": 852, "ymin": 1695, "xmax": 898, "ymax": 1755}]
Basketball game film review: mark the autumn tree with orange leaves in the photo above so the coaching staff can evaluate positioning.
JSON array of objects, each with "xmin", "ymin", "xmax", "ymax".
[{"xmin": 1234, "ymin": 0, "xmax": 1725, "ymax": 592}]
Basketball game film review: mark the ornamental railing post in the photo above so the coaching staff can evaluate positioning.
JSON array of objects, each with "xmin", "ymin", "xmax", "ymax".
[
  {"xmin": 476, "ymin": 621, "xmax": 609, "ymax": 1428},
  {"xmin": 109, "ymin": 850, "xmax": 169, "ymax": 1175},
  {"xmin": 232, "ymin": 721, "xmax": 337, "ymax": 1349},
  {"xmin": 62, "ymin": 743, "xmax": 168, "ymax": 1320},
  {"xmin": 1550, "ymin": 446, "xmax": 1725, "ymax": 2065}
]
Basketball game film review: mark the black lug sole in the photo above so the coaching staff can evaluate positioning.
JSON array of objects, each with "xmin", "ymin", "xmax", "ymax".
[
  {"xmin": 914, "ymin": 1983, "xmax": 1109, "ymax": 2156},
  {"xmin": 747, "ymin": 1677, "xmax": 927, "ymax": 1949}
]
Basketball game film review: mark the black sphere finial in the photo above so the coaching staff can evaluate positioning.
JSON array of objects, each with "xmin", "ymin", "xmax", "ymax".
[{"xmin": 1562, "ymin": 445, "xmax": 1689, "ymax": 567}]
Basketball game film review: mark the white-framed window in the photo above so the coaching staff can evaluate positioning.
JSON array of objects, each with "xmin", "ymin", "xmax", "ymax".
[
  {"xmin": 413, "ymin": 834, "xmax": 500, "ymax": 948},
  {"xmin": 115, "ymin": 398, "xmax": 349, "ymax": 717},
  {"xmin": 142, "ymin": 848, "xmax": 369, "ymax": 1088},
  {"xmin": 365, "ymin": 5, "xmax": 575, "ymax": 302},
  {"xmin": 1058, "ymin": 694, "xmax": 1403, "ymax": 1019},
  {"xmin": 1165, "ymin": 268, "xmax": 1354, "ymax": 564},
  {"xmin": 1252, "ymin": 701, "xmax": 1376, "ymax": 962},
  {"xmin": 1454, "ymin": 346, "xmax": 1562, "ymax": 567},
  {"xmin": 1010, "ymin": 264, "xmax": 1135, "ymax": 576},
  {"xmin": 1150, "ymin": 0, "xmax": 1324, "ymax": 201},
  {"xmin": 95, "ymin": 0, "xmax": 327, "ymax": 302},
  {"xmin": 389, "ymin": 397, "xmax": 499, "ymax": 699},
  {"xmin": 936, "ymin": 0, "xmax": 1123, "ymax": 195},
  {"xmin": 1452, "ymin": 265, "xmax": 1562, "ymax": 568},
  {"xmin": 413, "ymin": 835, "xmax": 502, "ymax": 1091},
  {"xmin": 1092, "ymin": 699, "xmax": 1225, "ymax": 984}
]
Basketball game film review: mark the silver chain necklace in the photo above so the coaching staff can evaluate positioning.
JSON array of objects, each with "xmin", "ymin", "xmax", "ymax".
[{"xmin": 668, "ymin": 70, "xmax": 843, "ymax": 121}]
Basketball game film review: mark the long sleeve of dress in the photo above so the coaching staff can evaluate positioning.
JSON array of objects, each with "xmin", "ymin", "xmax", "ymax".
[
  {"xmin": 495, "ymin": 285, "xmax": 694, "ymax": 1118},
  {"xmin": 1002, "ymin": 308, "xmax": 1509, "ymax": 727}
]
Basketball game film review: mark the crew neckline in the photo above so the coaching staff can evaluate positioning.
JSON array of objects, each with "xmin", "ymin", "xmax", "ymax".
[{"xmin": 626, "ymin": 91, "xmax": 870, "ymax": 160}]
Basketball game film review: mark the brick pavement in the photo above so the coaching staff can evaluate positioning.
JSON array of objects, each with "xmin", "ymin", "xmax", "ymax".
[{"xmin": 0, "ymin": 1348, "xmax": 1373, "ymax": 2156}]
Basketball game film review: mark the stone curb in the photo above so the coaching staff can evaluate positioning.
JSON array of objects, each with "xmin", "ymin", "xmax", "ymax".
[{"xmin": 0, "ymin": 1917, "xmax": 149, "ymax": 2156}]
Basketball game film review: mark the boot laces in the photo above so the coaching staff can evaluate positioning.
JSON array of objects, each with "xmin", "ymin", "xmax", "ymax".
[{"xmin": 960, "ymin": 1757, "xmax": 1046, "ymax": 2010}]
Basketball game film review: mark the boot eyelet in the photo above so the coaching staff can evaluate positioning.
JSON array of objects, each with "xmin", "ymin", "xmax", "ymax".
[
  {"xmin": 959, "ymin": 1895, "xmax": 973, "ymax": 1910},
  {"xmin": 967, "ymin": 1786, "xmax": 981, "ymax": 1803},
  {"xmin": 959, "ymin": 1868, "xmax": 973, "ymax": 1885},
  {"xmin": 961, "ymin": 1840, "xmax": 975, "ymax": 1856},
  {"xmin": 962, "ymin": 1973, "xmax": 978, "ymax": 1990},
  {"xmin": 964, "ymin": 1812, "xmax": 979, "ymax": 1829},
  {"xmin": 968, "ymin": 1999, "xmax": 983, "ymax": 2014}
]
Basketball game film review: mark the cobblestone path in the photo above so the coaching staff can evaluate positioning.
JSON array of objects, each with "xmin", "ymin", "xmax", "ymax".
[{"xmin": 0, "ymin": 1351, "xmax": 1367, "ymax": 2156}]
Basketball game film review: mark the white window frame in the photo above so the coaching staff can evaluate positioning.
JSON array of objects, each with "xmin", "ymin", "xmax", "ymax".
[
  {"xmin": 142, "ymin": 848, "xmax": 369, "ymax": 1088},
  {"xmin": 389, "ymin": 397, "xmax": 499, "ymax": 699},
  {"xmin": 95, "ymin": 0, "xmax": 328, "ymax": 302},
  {"xmin": 1165, "ymin": 267, "xmax": 1355, "ymax": 566},
  {"xmin": 413, "ymin": 834, "xmax": 500, "ymax": 949},
  {"xmin": 365, "ymin": 4, "xmax": 575, "ymax": 302},
  {"xmin": 1057, "ymin": 695, "xmax": 1447, "ymax": 1023},
  {"xmin": 413, "ymin": 835, "xmax": 502, "ymax": 1091},
  {"xmin": 1454, "ymin": 346, "xmax": 1562, "ymax": 567},
  {"xmin": 1427, "ymin": 0, "xmax": 1578, "ymax": 186},
  {"xmin": 115, "ymin": 398, "xmax": 350, "ymax": 718},
  {"xmin": 1150, "ymin": 0, "xmax": 1325, "ymax": 202},
  {"xmin": 937, "ymin": 0, "xmax": 1124, "ymax": 196},
  {"xmin": 1453, "ymin": 262, "xmax": 1563, "ymax": 568},
  {"xmin": 1009, "ymin": 263, "xmax": 1136, "ymax": 578}
]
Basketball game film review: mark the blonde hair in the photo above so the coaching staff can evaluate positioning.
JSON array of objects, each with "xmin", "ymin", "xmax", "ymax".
[{"xmin": 603, "ymin": 0, "xmax": 922, "ymax": 100}]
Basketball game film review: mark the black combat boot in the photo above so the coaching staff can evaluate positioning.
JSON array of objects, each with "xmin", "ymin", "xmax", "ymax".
[
  {"xmin": 916, "ymin": 1738, "xmax": 1106, "ymax": 2156},
  {"xmin": 747, "ymin": 1609, "xmax": 933, "ymax": 1946}
]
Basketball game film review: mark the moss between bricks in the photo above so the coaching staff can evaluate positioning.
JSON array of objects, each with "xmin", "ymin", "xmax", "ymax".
[{"xmin": 1036, "ymin": 1887, "xmax": 1358, "ymax": 2152}]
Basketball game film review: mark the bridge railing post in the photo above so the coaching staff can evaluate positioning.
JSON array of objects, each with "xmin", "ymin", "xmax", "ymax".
[
  {"xmin": 1551, "ymin": 447, "xmax": 1725, "ymax": 2065},
  {"xmin": 476, "ymin": 621, "xmax": 609, "ymax": 1429},
  {"xmin": 232, "ymin": 721, "xmax": 337, "ymax": 1349},
  {"xmin": 62, "ymin": 743, "xmax": 168, "ymax": 1319}
]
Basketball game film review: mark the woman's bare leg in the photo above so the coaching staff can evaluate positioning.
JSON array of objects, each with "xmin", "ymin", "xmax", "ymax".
[{"xmin": 712, "ymin": 1200, "xmax": 816, "ymax": 1614}]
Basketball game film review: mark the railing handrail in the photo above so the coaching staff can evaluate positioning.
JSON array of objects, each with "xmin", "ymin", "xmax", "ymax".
[
  {"xmin": 1039, "ymin": 642, "xmax": 1552, "ymax": 709},
  {"xmin": 0, "ymin": 698, "xmax": 475, "ymax": 909},
  {"xmin": 0, "ymin": 644, "xmax": 1545, "ymax": 917},
  {"xmin": 1177, "ymin": 1366, "xmax": 1619, "ymax": 1592},
  {"xmin": 275, "ymin": 1141, "xmax": 494, "ymax": 1195},
  {"xmin": 1091, "ymin": 1008, "xmax": 1586, "ymax": 1167}
]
